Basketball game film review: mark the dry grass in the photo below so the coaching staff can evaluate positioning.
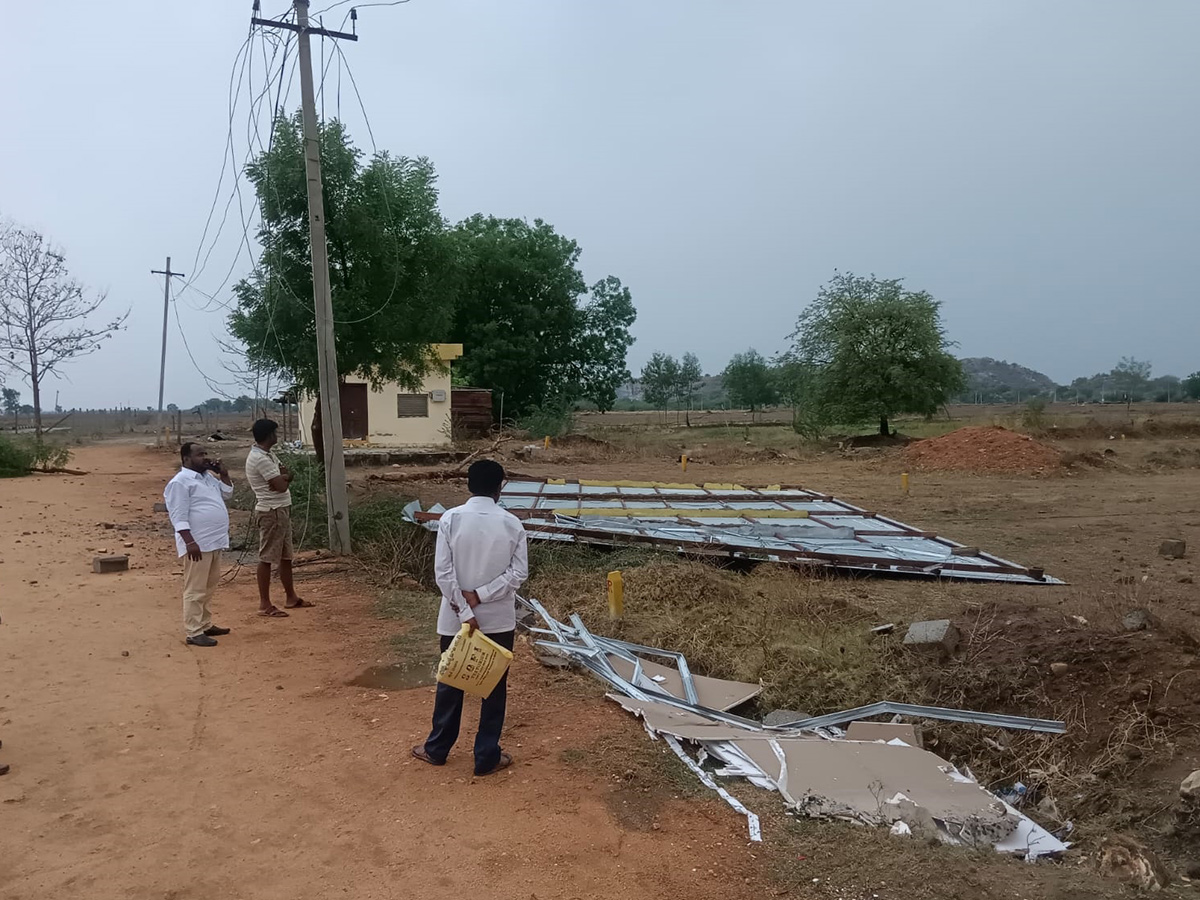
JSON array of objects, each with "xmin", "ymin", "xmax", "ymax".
[
  {"xmin": 528, "ymin": 549, "xmax": 917, "ymax": 715},
  {"xmin": 523, "ymin": 544, "xmax": 1193, "ymax": 853}
]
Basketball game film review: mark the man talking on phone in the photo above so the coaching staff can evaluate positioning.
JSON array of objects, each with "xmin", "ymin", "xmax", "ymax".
[{"xmin": 164, "ymin": 442, "xmax": 234, "ymax": 647}]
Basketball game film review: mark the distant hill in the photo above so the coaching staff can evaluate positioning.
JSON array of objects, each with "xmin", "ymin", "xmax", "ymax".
[{"xmin": 960, "ymin": 358, "xmax": 1058, "ymax": 400}]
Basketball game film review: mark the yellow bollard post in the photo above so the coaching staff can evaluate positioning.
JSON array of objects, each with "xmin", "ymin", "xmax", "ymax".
[
  {"xmin": 901, "ymin": 472, "xmax": 910, "ymax": 495},
  {"xmin": 607, "ymin": 570, "xmax": 624, "ymax": 619},
  {"xmin": 544, "ymin": 435, "xmax": 550, "ymax": 450},
  {"xmin": 681, "ymin": 454, "xmax": 688, "ymax": 473}
]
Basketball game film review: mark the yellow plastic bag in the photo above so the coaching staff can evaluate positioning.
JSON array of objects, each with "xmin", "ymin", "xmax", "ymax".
[{"xmin": 437, "ymin": 624, "xmax": 513, "ymax": 698}]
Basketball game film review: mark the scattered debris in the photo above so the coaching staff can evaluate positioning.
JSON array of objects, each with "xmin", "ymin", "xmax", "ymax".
[
  {"xmin": 869, "ymin": 623, "xmax": 897, "ymax": 636},
  {"xmin": 845, "ymin": 720, "xmax": 923, "ymax": 748},
  {"xmin": 153, "ymin": 502, "xmax": 168, "ymax": 513},
  {"xmin": 92, "ymin": 555, "xmax": 129, "ymax": 574},
  {"xmin": 1097, "ymin": 835, "xmax": 1171, "ymax": 892},
  {"xmin": 902, "ymin": 619, "xmax": 961, "ymax": 660},
  {"xmin": 1122, "ymin": 608, "xmax": 1158, "ymax": 632},
  {"xmin": 1050, "ymin": 662, "xmax": 1071, "ymax": 676},
  {"xmin": 404, "ymin": 479, "xmax": 1061, "ymax": 584},
  {"xmin": 520, "ymin": 596, "xmax": 1067, "ymax": 857},
  {"xmin": 1159, "ymin": 539, "xmax": 1187, "ymax": 559}
]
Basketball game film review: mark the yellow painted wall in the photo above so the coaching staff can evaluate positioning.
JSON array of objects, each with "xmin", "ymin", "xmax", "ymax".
[{"xmin": 297, "ymin": 344, "xmax": 462, "ymax": 447}]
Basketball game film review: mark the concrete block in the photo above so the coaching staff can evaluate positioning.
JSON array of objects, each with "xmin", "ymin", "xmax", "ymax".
[
  {"xmin": 1181, "ymin": 770, "xmax": 1200, "ymax": 802},
  {"xmin": 1160, "ymin": 539, "xmax": 1187, "ymax": 559},
  {"xmin": 763, "ymin": 709, "xmax": 810, "ymax": 727},
  {"xmin": 92, "ymin": 555, "xmax": 129, "ymax": 574},
  {"xmin": 153, "ymin": 502, "xmax": 168, "ymax": 513},
  {"xmin": 902, "ymin": 619, "xmax": 960, "ymax": 659}
]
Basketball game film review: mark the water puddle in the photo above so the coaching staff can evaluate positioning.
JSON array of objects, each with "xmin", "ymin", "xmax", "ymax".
[{"xmin": 348, "ymin": 661, "xmax": 437, "ymax": 690}]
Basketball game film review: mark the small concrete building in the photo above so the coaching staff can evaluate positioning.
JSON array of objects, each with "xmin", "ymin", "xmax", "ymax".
[{"xmin": 297, "ymin": 343, "xmax": 462, "ymax": 447}]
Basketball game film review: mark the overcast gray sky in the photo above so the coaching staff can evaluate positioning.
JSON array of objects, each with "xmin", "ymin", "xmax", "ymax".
[{"xmin": 2, "ymin": 0, "xmax": 1197, "ymax": 409}]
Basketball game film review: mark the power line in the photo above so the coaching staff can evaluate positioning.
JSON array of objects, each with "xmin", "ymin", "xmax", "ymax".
[
  {"xmin": 309, "ymin": 0, "xmax": 411, "ymax": 20},
  {"xmin": 177, "ymin": 27, "xmax": 295, "ymax": 313},
  {"xmin": 323, "ymin": 37, "xmax": 403, "ymax": 326},
  {"xmin": 176, "ymin": 33, "xmax": 253, "ymax": 308}
]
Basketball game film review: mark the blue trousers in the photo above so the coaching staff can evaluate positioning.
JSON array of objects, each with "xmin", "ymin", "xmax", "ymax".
[{"xmin": 424, "ymin": 630, "xmax": 515, "ymax": 775}]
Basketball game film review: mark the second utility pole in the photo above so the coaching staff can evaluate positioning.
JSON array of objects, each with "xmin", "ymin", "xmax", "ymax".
[
  {"xmin": 151, "ymin": 257, "xmax": 184, "ymax": 447},
  {"xmin": 256, "ymin": 0, "xmax": 355, "ymax": 553}
]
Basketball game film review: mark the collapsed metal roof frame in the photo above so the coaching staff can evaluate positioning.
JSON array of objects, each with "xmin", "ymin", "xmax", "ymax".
[
  {"xmin": 409, "ymin": 479, "xmax": 1061, "ymax": 584},
  {"xmin": 520, "ymin": 596, "xmax": 1069, "ymax": 856}
]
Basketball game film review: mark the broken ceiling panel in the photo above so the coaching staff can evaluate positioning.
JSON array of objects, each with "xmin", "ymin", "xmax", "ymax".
[
  {"xmin": 406, "ymin": 480, "xmax": 1060, "ymax": 584},
  {"xmin": 524, "ymin": 598, "xmax": 1068, "ymax": 858}
]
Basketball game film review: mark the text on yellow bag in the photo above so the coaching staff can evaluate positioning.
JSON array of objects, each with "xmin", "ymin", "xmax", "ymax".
[{"xmin": 436, "ymin": 624, "xmax": 514, "ymax": 698}]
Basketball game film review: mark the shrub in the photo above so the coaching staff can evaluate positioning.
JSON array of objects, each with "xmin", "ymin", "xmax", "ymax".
[
  {"xmin": 518, "ymin": 398, "xmax": 574, "ymax": 439},
  {"xmin": 0, "ymin": 436, "xmax": 71, "ymax": 477}
]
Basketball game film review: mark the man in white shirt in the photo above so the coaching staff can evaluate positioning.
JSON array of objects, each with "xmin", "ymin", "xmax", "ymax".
[
  {"xmin": 412, "ymin": 460, "xmax": 528, "ymax": 777},
  {"xmin": 164, "ymin": 442, "xmax": 234, "ymax": 647},
  {"xmin": 244, "ymin": 418, "xmax": 309, "ymax": 618}
]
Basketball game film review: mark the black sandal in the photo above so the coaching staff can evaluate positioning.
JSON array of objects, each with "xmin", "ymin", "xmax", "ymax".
[
  {"xmin": 474, "ymin": 752, "xmax": 513, "ymax": 777},
  {"xmin": 411, "ymin": 745, "xmax": 445, "ymax": 766}
]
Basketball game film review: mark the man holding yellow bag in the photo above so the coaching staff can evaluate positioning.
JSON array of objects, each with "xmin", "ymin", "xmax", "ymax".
[{"xmin": 412, "ymin": 460, "xmax": 529, "ymax": 776}]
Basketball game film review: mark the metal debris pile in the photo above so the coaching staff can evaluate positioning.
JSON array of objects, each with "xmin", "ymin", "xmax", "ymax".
[
  {"xmin": 520, "ymin": 596, "xmax": 1069, "ymax": 859},
  {"xmin": 403, "ymin": 479, "xmax": 1060, "ymax": 584}
]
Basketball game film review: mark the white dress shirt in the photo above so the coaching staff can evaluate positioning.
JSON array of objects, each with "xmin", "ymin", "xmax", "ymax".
[
  {"xmin": 164, "ymin": 467, "xmax": 234, "ymax": 557},
  {"xmin": 434, "ymin": 496, "xmax": 529, "ymax": 636}
]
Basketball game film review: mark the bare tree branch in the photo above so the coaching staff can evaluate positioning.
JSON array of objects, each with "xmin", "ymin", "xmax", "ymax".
[{"xmin": 0, "ymin": 224, "xmax": 129, "ymax": 435}]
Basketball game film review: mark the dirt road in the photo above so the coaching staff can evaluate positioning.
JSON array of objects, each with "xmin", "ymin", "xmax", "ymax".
[{"xmin": 0, "ymin": 445, "xmax": 760, "ymax": 900}]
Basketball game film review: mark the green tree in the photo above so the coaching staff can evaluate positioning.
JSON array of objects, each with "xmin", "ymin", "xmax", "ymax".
[
  {"xmin": 789, "ymin": 272, "xmax": 963, "ymax": 435},
  {"xmin": 450, "ymin": 216, "xmax": 635, "ymax": 417},
  {"xmin": 722, "ymin": 349, "xmax": 778, "ymax": 413},
  {"xmin": 640, "ymin": 351, "xmax": 679, "ymax": 419},
  {"xmin": 574, "ymin": 275, "xmax": 637, "ymax": 413},
  {"xmin": 774, "ymin": 357, "xmax": 829, "ymax": 440},
  {"xmin": 1111, "ymin": 356, "xmax": 1152, "ymax": 401},
  {"xmin": 675, "ymin": 352, "xmax": 703, "ymax": 425},
  {"xmin": 1184, "ymin": 372, "xmax": 1200, "ymax": 400},
  {"xmin": 2, "ymin": 386, "xmax": 19, "ymax": 426},
  {"xmin": 229, "ymin": 114, "xmax": 456, "ymax": 398}
]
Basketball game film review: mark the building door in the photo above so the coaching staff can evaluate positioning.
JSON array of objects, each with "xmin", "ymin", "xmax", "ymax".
[{"xmin": 339, "ymin": 383, "xmax": 369, "ymax": 440}]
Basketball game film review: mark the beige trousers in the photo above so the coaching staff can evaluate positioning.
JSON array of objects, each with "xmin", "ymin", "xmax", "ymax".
[{"xmin": 182, "ymin": 550, "xmax": 222, "ymax": 638}]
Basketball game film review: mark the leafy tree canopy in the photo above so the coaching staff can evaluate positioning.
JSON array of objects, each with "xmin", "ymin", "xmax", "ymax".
[
  {"xmin": 722, "ymin": 349, "xmax": 778, "ymax": 412},
  {"xmin": 788, "ymin": 272, "xmax": 963, "ymax": 435},
  {"xmin": 228, "ymin": 115, "xmax": 456, "ymax": 394},
  {"xmin": 450, "ymin": 215, "xmax": 635, "ymax": 417},
  {"xmin": 640, "ymin": 351, "xmax": 679, "ymax": 412}
]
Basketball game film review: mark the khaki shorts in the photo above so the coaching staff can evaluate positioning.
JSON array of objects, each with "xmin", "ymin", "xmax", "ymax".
[{"xmin": 256, "ymin": 507, "xmax": 295, "ymax": 565}]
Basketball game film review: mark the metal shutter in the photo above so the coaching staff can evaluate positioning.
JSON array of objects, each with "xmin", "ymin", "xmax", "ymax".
[{"xmin": 396, "ymin": 393, "xmax": 429, "ymax": 417}]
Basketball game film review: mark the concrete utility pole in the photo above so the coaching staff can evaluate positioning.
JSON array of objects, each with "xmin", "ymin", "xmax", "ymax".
[
  {"xmin": 150, "ymin": 257, "xmax": 185, "ymax": 446},
  {"xmin": 254, "ymin": 0, "xmax": 357, "ymax": 553}
]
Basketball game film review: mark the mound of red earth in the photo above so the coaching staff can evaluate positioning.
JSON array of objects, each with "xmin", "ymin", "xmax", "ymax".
[{"xmin": 903, "ymin": 426, "xmax": 1063, "ymax": 474}]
